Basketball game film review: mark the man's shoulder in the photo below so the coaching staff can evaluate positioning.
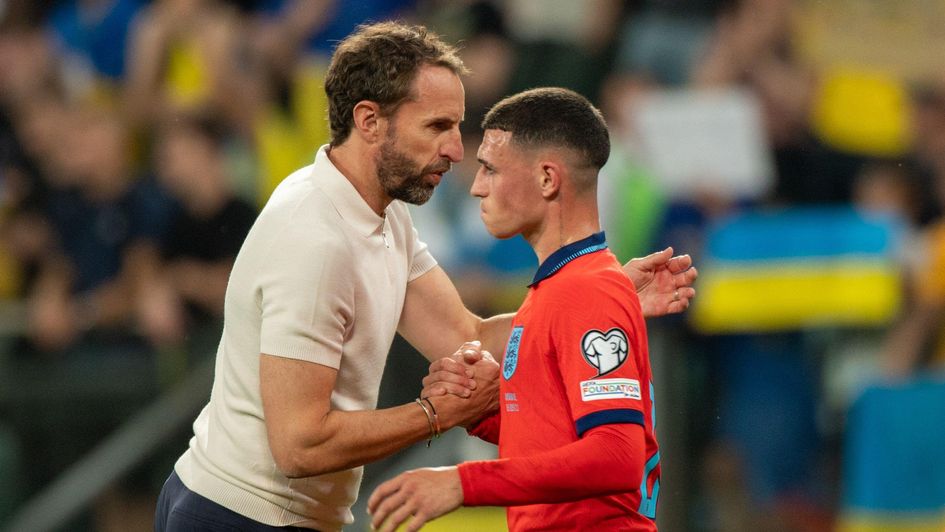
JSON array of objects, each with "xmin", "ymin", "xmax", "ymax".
[
  {"xmin": 268, "ymin": 163, "xmax": 319, "ymax": 202},
  {"xmin": 261, "ymin": 165, "xmax": 338, "ymax": 224},
  {"xmin": 539, "ymin": 258, "xmax": 636, "ymax": 311},
  {"xmin": 247, "ymin": 175, "xmax": 349, "ymax": 259},
  {"xmin": 553, "ymin": 254, "xmax": 630, "ymax": 290}
]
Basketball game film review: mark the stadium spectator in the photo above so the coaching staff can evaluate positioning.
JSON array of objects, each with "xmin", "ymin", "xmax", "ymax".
[
  {"xmin": 879, "ymin": 86, "xmax": 945, "ymax": 378},
  {"xmin": 145, "ymin": 112, "xmax": 257, "ymax": 347},
  {"xmin": 46, "ymin": 0, "xmax": 146, "ymax": 102},
  {"xmin": 27, "ymin": 104, "xmax": 176, "ymax": 352},
  {"xmin": 250, "ymin": 0, "xmax": 417, "ymax": 64},
  {"xmin": 500, "ymin": 0, "xmax": 624, "ymax": 100},
  {"xmin": 123, "ymin": 0, "xmax": 258, "ymax": 133}
]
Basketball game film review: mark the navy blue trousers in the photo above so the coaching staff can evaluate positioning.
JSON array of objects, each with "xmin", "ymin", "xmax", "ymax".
[{"xmin": 154, "ymin": 471, "xmax": 316, "ymax": 531}]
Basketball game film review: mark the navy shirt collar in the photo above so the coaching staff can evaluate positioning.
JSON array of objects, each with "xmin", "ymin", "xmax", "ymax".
[{"xmin": 529, "ymin": 232, "xmax": 608, "ymax": 287}]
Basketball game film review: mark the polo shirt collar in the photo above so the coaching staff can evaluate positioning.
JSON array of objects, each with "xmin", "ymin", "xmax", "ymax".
[
  {"xmin": 529, "ymin": 232, "xmax": 608, "ymax": 287},
  {"xmin": 314, "ymin": 145, "xmax": 386, "ymax": 237}
]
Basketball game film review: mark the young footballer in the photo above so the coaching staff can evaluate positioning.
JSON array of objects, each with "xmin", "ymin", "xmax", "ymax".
[{"xmin": 369, "ymin": 88, "xmax": 662, "ymax": 531}]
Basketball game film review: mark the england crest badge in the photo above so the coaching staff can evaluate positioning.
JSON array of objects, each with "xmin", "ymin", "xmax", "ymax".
[{"xmin": 503, "ymin": 326, "xmax": 524, "ymax": 380}]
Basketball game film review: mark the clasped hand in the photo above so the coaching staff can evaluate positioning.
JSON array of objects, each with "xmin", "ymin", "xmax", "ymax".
[{"xmin": 421, "ymin": 341, "xmax": 499, "ymax": 422}]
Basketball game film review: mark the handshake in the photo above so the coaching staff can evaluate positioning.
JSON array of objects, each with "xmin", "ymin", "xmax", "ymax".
[{"xmin": 417, "ymin": 340, "xmax": 501, "ymax": 432}]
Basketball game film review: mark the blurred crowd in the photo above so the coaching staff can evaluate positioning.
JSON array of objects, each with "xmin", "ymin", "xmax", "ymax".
[{"xmin": 2, "ymin": 0, "xmax": 945, "ymax": 531}]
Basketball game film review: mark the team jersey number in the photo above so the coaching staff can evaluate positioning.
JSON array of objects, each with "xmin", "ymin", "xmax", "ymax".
[{"xmin": 639, "ymin": 381, "xmax": 660, "ymax": 519}]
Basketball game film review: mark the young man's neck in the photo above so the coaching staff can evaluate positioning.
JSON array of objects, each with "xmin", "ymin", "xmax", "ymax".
[
  {"xmin": 326, "ymin": 142, "xmax": 390, "ymax": 216},
  {"xmin": 528, "ymin": 198, "xmax": 601, "ymax": 265}
]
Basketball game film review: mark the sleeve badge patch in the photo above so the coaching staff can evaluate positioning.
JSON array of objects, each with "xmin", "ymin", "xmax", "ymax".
[
  {"xmin": 580, "ymin": 378, "xmax": 642, "ymax": 401},
  {"xmin": 581, "ymin": 328, "xmax": 629, "ymax": 376}
]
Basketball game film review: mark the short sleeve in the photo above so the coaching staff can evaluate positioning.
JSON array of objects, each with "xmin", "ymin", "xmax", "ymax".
[
  {"xmin": 390, "ymin": 203, "xmax": 436, "ymax": 281},
  {"xmin": 258, "ymin": 226, "xmax": 354, "ymax": 368},
  {"xmin": 548, "ymin": 277, "xmax": 647, "ymax": 437},
  {"xmin": 407, "ymin": 224, "xmax": 437, "ymax": 281}
]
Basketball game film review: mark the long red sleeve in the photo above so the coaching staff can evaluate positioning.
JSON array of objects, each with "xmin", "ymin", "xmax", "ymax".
[
  {"xmin": 457, "ymin": 423, "xmax": 645, "ymax": 506},
  {"xmin": 466, "ymin": 413, "xmax": 501, "ymax": 444}
]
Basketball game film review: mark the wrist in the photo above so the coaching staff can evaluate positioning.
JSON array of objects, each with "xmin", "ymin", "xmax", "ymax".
[
  {"xmin": 456, "ymin": 462, "xmax": 485, "ymax": 506},
  {"xmin": 422, "ymin": 397, "xmax": 441, "ymax": 441},
  {"xmin": 427, "ymin": 393, "xmax": 468, "ymax": 432},
  {"xmin": 466, "ymin": 414, "xmax": 489, "ymax": 434},
  {"xmin": 414, "ymin": 398, "xmax": 441, "ymax": 447}
]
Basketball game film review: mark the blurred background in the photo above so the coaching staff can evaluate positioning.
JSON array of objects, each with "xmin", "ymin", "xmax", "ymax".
[{"xmin": 1, "ymin": 0, "xmax": 945, "ymax": 531}]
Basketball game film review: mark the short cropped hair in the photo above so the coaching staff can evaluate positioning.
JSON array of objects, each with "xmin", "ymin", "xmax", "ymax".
[
  {"xmin": 325, "ymin": 22, "xmax": 467, "ymax": 146},
  {"xmin": 481, "ymin": 88, "xmax": 610, "ymax": 171}
]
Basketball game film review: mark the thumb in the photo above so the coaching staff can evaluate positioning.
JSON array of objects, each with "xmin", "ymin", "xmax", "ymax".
[
  {"xmin": 655, "ymin": 246, "xmax": 673, "ymax": 262},
  {"xmin": 462, "ymin": 348, "xmax": 484, "ymax": 365}
]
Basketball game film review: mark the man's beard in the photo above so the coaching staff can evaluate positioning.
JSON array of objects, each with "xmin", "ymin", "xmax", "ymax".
[{"xmin": 376, "ymin": 137, "xmax": 450, "ymax": 206}]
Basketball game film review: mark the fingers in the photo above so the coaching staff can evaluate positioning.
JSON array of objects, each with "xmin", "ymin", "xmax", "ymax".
[
  {"xmin": 479, "ymin": 350, "xmax": 497, "ymax": 363},
  {"xmin": 670, "ymin": 266, "xmax": 698, "ymax": 310},
  {"xmin": 423, "ymin": 360, "xmax": 474, "ymax": 385},
  {"xmin": 666, "ymin": 253, "xmax": 693, "ymax": 275},
  {"xmin": 369, "ymin": 476, "xmax": 428, "ymax": 532},
  {"xmin": 472, "ymin": 350, "xmax": 496, "ymax": 365},
  {"xmin": 378, "ymin": 499, "xmax": 416, "ymax": 532},
  {"xmin": 427, "ymin": 356, "xmax": 474, "ymax": 378},
  {"xmin": 367, "ymin": 477, "xmax": 400, "ymax": 515},
  {"xmin": 644, "ymin": 246, "xmax": 673, "ymax": 266},
  {"xmin": 674, "ymin": 264, "xmax": 698, "ymax": 285},
  {"xmin": 421, "ymin": 341, "xmax": 489, "ymax": 399},
  {"xmin": 421, "ymin": 381, "xmax": 472, "ymax": 398},
  {"xmin": 422, "ymin": 357, "xmax": 476, "ymax": 398},
  {"xmin": 405, "ymin": 513, "xmax": 429, "ymax": 532},
  {"xmin": 456, "ymin": 340, "xmax": 483, "ymax": 365},
  {"xmin": 670, "ymin": 286, "xmax": 696, "ymax": 311},
  {"xmin": 369, "ymin": 480, "xmax": 411, "ymax": 532},
  {"xmin": 676, "ymin": 286, "xmax": 696, "ymax": 301},
  {"xmin": 372, "ymin": 497, "xmax": 428, "ymax": 532},
  {"xmin": 471, "ymin": 351, "xmax": 499, "ymax": 379}
]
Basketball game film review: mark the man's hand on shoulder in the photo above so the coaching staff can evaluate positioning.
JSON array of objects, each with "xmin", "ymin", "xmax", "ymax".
[{"xmin": 624, "ymin": 247, "xmax": 698, "ymax": 318}]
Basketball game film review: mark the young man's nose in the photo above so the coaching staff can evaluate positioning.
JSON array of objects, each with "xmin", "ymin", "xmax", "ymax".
[{"xmin": 470, "ymin": 170, "xmax": 487, "ymax": 197}]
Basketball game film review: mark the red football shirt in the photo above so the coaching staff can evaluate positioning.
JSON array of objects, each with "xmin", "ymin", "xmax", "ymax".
[{"xmin": 458, "ymin": 233, "xmax": 661, "ymax": 531}]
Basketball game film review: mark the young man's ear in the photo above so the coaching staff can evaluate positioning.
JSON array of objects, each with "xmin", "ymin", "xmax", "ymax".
[
  {"xmin": 539, "ymin": 161, "xmax": 562, "ymax": 199},
  {"xmin": 351, "ymin": 101, "xmax": 385, "ymax": 143}
]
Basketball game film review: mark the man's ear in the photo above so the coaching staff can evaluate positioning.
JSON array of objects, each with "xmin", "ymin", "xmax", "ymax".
[
  {"xmin": 539, "ymin": 161, "xmax": 563, "ymax": 199},
  {"xmin": 351, "ymin": 100, "xmax": 384, "ymax": 142}
]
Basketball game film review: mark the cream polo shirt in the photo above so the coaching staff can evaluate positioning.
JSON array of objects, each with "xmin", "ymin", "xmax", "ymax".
[{"xmin": 174, "ymin": 146, "xmax": 437, "ymax": 531}]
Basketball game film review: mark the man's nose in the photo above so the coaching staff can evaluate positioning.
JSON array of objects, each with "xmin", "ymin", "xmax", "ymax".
[{"xmin": 441, "ymin": 129, "xmax": 463, "ymax": 163}]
